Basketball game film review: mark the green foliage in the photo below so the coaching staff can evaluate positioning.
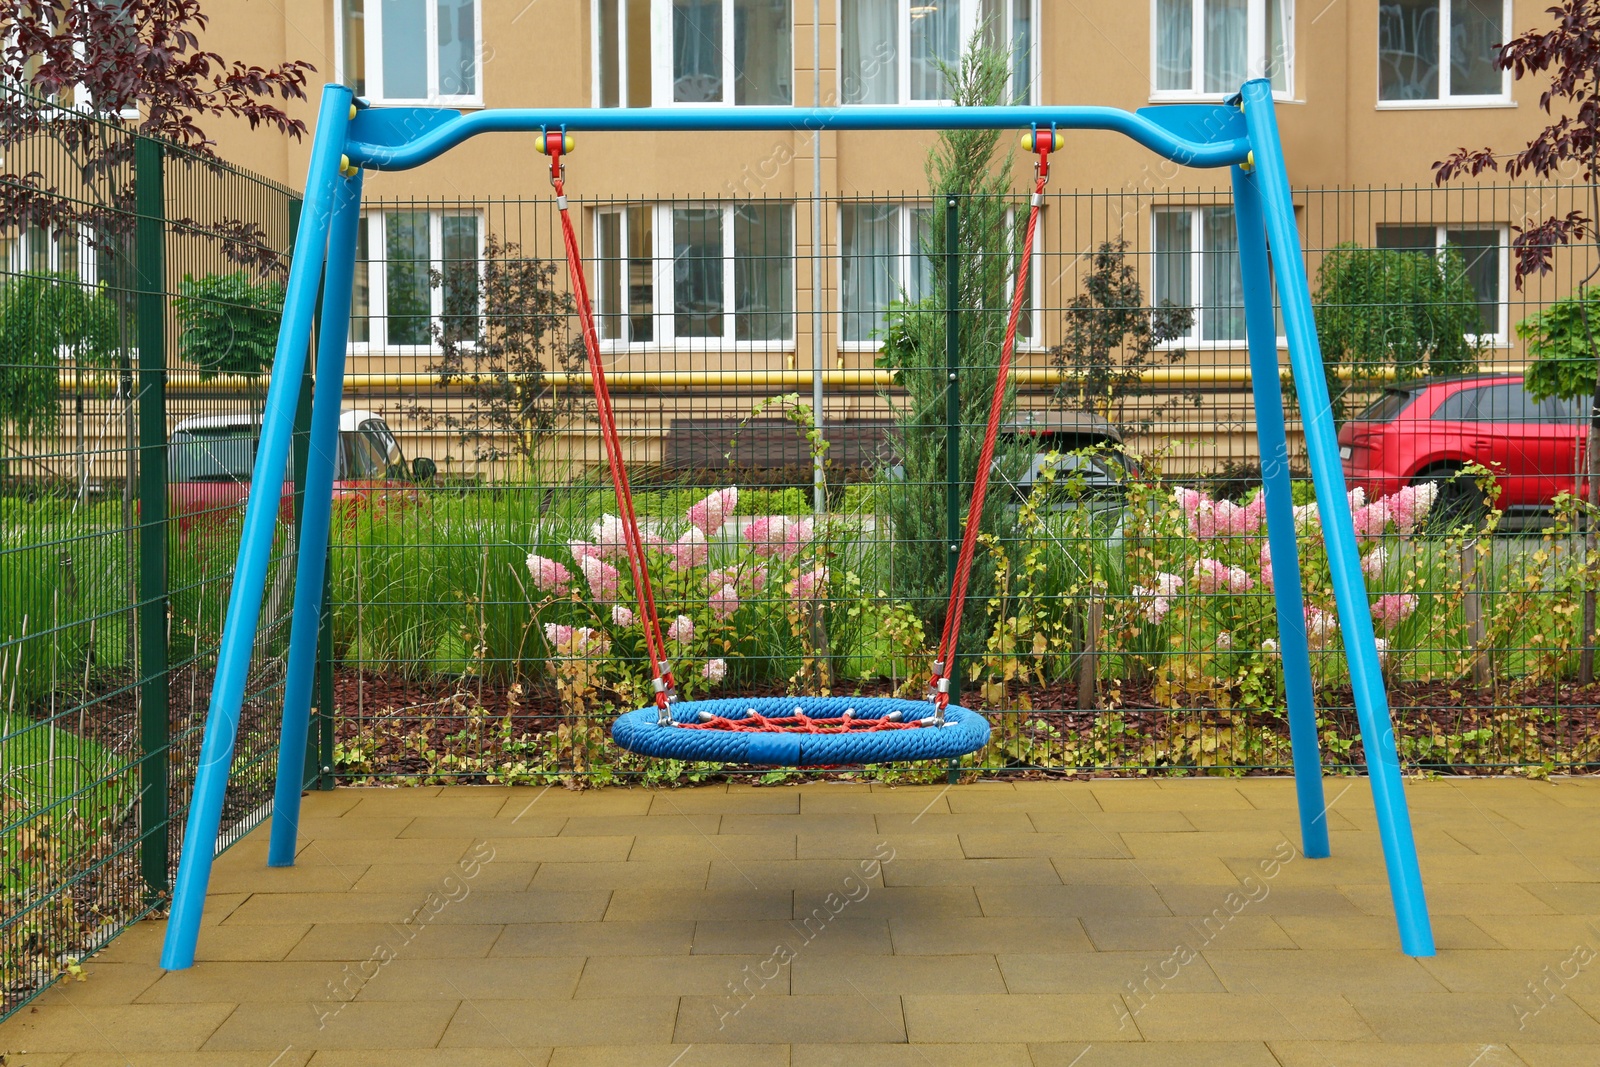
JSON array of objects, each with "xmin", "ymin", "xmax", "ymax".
[
  {"xmin": 1312, "ymin": 243, "xmax": 1485, "ymax": 419},
  {"xmin": 1518, "ymin": 286, "xmax": 1600, "ymax": 403},
  {"xmin": 1050, "ymin": 239, "xmax": 1193, "ymax": 433},
  {"xmin": 0, "ymin": 273, "xmax": 121, "ymax": 435},
  {"xmin": 875, "ymin": 31, "xmax": 1027, "ymax": 648},
  {"xmin": 172, "ymin": 271, "xmax": 285, "ymax": 381}
]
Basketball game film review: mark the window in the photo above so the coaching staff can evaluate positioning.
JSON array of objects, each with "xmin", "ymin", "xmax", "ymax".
[
  {"xmin": 840, "ymin": 203, "xmax": 932, "ymax": 344},
  {"xmin": 1153, "ymin": 205, "xmax": 1261, "ymax": 345},
  {"xmin": 1374, "ymin": 224, "xmax": 1506, "ymax": 339},
  {"xmin": 1378, "ymin": 0, "xmax": 1508, "ymax": 104},
  {"xmin": 594, "ymin": 0, "xmax": 791, "ymax": 106},
  {"xmin": 337, "ymin": 0, "xmax": 481, "ymax": 104},
  {"xmin": 841, "ymin": 0, "xmax": 1036, "ymax": 106},
  {"xmin": 1153, "ymin": 0, "xmax": 1292, "ymax": 99},
  {"xmin": 1457, "ymin": 383, "xmax": 1580, "ymax": 424},
  {"xmin": 593, "ymin": 204, "xmax": 794, "ymax": 346},
  {"xmin": 349, "ymin": 209, "xmax": 482, "ymax": 349}
]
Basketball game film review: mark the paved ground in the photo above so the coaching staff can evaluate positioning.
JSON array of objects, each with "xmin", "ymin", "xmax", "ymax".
[{"xmin": 4, "ymin": 777, "xmax": 1600, "ymax": 1066}]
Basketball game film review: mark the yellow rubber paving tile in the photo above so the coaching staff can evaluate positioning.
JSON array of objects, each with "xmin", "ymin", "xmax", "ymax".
[
  {"xmin": 1031, "ymin": 811, "xmax": 1196, "ymax": 834},
  {"xmin": 343, "ymin": 793, "xmax": 506, "ymax": 819},
  {"xmin": 724, "ymin": 813, "xmax": 878, "ymax": 836},
  {"xmin": 1030, "ymin": 1042, "xmax": 1282, "ymax": 1066},
  {"xmin": 874, "ymin": 812, "xmax": 1036, "ymax": 834},
  {"xmin": 1124, "ymin": 992, "xmax": 1374, "ymax": 1042},
  {"xmin": 605, "ymin": 887, "xmax": 794, "ymax": 922},
  {"xmin": 551, "ymin": 1045, "xmax": 787, "ymax": 1066},
  {"xmin": 1181, "ymin": 808, "xmax": 1362, "ymax": 832},
  {"xmin": 880, "ymin": 858, "xmax": 1063, "ymax": 886},
  {"xmin": 297, "ymin": 791, "xmax": 366, "ymax": 816},
  {"xmin": 221, "ymin": 890, "xmax": 605, "ymax": 927},
  {"xmin": 211, "ymin": 863, "xmax": 373, "ymax": 895},
  {"xmin": 1348, "ymin": 992, "xmax": 1600, "ymax": 1043},
  {"xmin": 902, "ymin": 992, "xmax": 1136, "ymax": 1043},
  {"xmin": 789, "ymin": 953, "xmax": 1007, "ymax": 995},
  {"xmin": 691, "ymin": 918, "xmax": 893, "ymax": 956},
  {"xmin": 347, "ymin": 861, "xmax": 536, "ymax": 894},
  {"xmin": 282, "ymin": 839, "xmax": 476, "ymax": 867},
  {"xmin": 1522, "ymin": 882, "xmax": 1600, "ymax": 913},
  {"xmin": 998, "ymin": 951, "xmax": 1227, "ymax": 995},
  {"xmin": 346, "ymin": 956, "xmax": 586, "ymax": 1001},
  {"xmin": 1091, "ymin": 784, "xmax": 1252, "ymax": 812},
  {"xmin": 628, "ymin": 834, "xmax": 799, "ymax": 862},
  {"xmin": 793, "ymin": 1043, "xmax": 1033, "ymax": 1065},
  {"xmin": 889, "ymin": 916, "xmax": 1094, "ymax": 955},
  {"xmin": 647, "ymin": 789, "xmax": 799, "ymax": 815},
  {"xmin": 286, "ymin": 816, "xmax": 415, "ymax": 840},
  {"xmin": 25, "ymin": 962, "xmax": 163, "ymax": 1007},
  {"xmin": 1051, "ymin": 857, "xmax": 1244, "ymax": 885},
  {"xmin": 1343, "ymin": 881, "xmax": 1558, "ymax": 917},
  {"xmin": 795, "ymin": 831, "xmax": 962, "ymax": 860},
  {"xmin": 1155, "ymin": 884, "xmax": 1362, "ymax": 917},
  {"xmin": 574, "ymin": 955, "xmax": 790, "ymax": 998},
  {"xmin": 1269, "ymin": 1041, "xmax": 1532, "ymax": 1066},
  {"xmin": 308, "ymin": 1053, "xmax": 551, "ymax": 1067},
  {"xmin": 802, "ymin": 790, "xmax": 950, "ymax": 815},
  {"xmin": 705, "ymin": 859, "xmax": 884, "ymax": 892},
  {"xmin": 789, "ymin": 885, "xmax": 978, "ymax": 919},
  {"xmin": 438, "ymin": 996, "xmax": 679, "ymax": 1047},
  {"xmin": 1120, "ymin": 829, "xmax": 1334, "ymax": 860},
  {"xmin": 398, "ymin": 816, "xmax": 567, "ymax": 838},
  {"xmin": 532, "ymin": 861, "xmax": 709, "ymax": 890},
  {"xmin": 975, "ymin": 884, "xmax": 1170, "ymax": 918},
  {"xmin": 943, "ymin": 791, "xmax": 1084, "ymax": 814},
  {"xmin": 1276, "ymin": 913, "xmax": 1503, "ymax": 951},
  {"xmin": 134, "ymin": 921, "xmax": 315, "ymax": 962},
  {"xmin": 675, "ymin": 993, "xmax": 906, "ymax": 1044},
  {"xmin": 66, "ymin": 1054, "xmax": 315, "ymax": 1067},
  {"xmin": 1419, "ymin": 949, "xmax": 1593, "ymax": 994},
  {"xmin": 203, "ymin": 1000, "xmax": 459, "ymax": 1051},
  {"xmin": 1470, "ymin": 915, "xmax": 1600, "ymax": 951},
  {"xmin": 492, "ymin": 921, "xmax": 695, "ymax": 957},
  {"xmin": 1220, "ymin": 854, "xmax": 1389, "ymax": 886},
  {"xmin": 957, "ymin": 831, "xmax": 1133, "ymax": 859},
  {"xmin": 491, "ymin": 787, "xmax": 655, "ymax": 817},
  {"xmin": 1079, "ymin": 915, "xmax": 1295, "ymax": 952},
  {"xmin": 557, "ymin": 815, "xmax": 721, "ymax": 837},
  {"xmin": 0, "ymin": 1002, "xmax": 237, "ymax": 1053},
  {"xmin": 134, "ymin": 961, "xmax": 354, "ymax": 1003},
  {"xmin": 475, "ymin": 836, "xmax": 635, "ymax": 863},
  {"xmin": 1201, "ymin": 948, "xmax": 1449, "ymax": 995},
  {"xmin": 1510, "ymin": 1043, "xmax": 1600, "ymax": 1066},
  {"xmin": 286, "ymin": 921, "xmax": 500, "ymax": 961}
]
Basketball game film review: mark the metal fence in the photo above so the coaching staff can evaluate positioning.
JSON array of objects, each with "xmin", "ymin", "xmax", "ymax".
[{"xmin": 1, "ymin": 86, "xmax": 302, "ymax": 1015}]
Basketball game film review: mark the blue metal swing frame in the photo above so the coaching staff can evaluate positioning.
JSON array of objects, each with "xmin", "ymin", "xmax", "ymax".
[{"xmin": 158, "ymin": 79, "xmax": 1436, "ymax": 968}]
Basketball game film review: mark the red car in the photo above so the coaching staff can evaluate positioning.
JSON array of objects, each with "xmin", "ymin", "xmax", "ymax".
[
  {"xmin": 167, "ymin": 408, "xmax": 429, "ymax": 535},
  {"xmin": 1339, "ymin": 374, "xmax": 1588, "ymax": 526}
]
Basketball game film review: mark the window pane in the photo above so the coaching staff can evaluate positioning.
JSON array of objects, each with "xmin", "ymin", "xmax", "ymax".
[
  {"xmin": 1156, "ymin": 0, "xmax": 1193, "ymax": 91},
  {"xmin": 1472, "ymin": 383, "xmax": 1515, "ymax": 423},
  {"xmin": 735, "ymin": 0, "xmax": 791, "ymax": 105},
  {"xmin": 351, "ymin": 216, "xmax": 370, "ymax": 343},
  {"xmin": 441, "ymin": 215, "xmax": 478, "ymax": 343},
  {"xmin": 910, "ymin": 0, "xmax": 959, "ymax": 101},
  {"xmin": 1378, "ymin": 0, "xmax": 1440, "ymax": 101},
  {"xmin": 1266, "ymin": 0, "xmax": 1287, "ymax": 91},
  {"xmin": 598, "ymin": 212, "xmax": 623, "ymax": 340},
  {"xmin": 1445, "ymin": 228, "xmax": 1500, "ymax": 334},
  {"xmin": 380, "ymin": 0, "xmax": 429, "ymax": 99},
  {"xmin": 908, "ymin": 207, "xmax": 934, "ymax": 303},
  {"xmin": 1375, "ymin": 224, "xmax": 1437, "ymax": 251},
  {"xmin": 436, "ymin": 0, "xmax": 476, "ymax": 95},
  {"xmin": 343, "ymin": 0, "xmax": 366, "ymax": 95},
  {"xmin": 841, "ymin": 203, "xmax": 898, "ymax": 343},
  {"xmin": 599, "ymin": 0, "xmax": 620, "ymax": 106},
  {"xmin": 385, "ymin": 211, "xmax": 432, "ymax": 345},
  {"xmin": 1201, "ymin": 206, "xmax": 1243, "ymax": 342},
  {"xmin": 674, "ymin": 0, "xmax": 724, "ymax": 102},
  {"xmin": 841, "ymin": 0, "xmax": 896, "ymax": 103},
  {"xmin": 627, "ymin": 0, "xmax": 652, "ymax": 106},
  {"xmin": 1431, "ymin": 387, "xmax": 1478, "ymax": 421},
  {"xmin": 1153, "ymin": 210, "xmax": 1193, "ymax": 328},
  {"xmin": 734, "ymin": 204, "xmax": 792, "ymax": 341},
  {"xmin": 1203, "ymin": 0, "xmax": 1247, "ymax": 94},
  {"xmin": 628, "ymin": 209, "xmax": 655, "ymax": 341},
  {"xmin": 1012, "ymin": 0, "xmax": 1033, "ymax": 104},
  {"xmin": 674, "ymin": 207, "xmax": 723, "ymax": 338},
  {"xmin": 1450, "ymin": 0, "xmax": 1502, "ymax": 95}
]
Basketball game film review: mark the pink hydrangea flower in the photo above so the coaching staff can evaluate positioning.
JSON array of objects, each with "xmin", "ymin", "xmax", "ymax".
[
  {"xmin": 748, "ymin": 564, "xmax": 768, "ymax": 592},
  {"xmin": 1258, "ymin": 541, "xmax": 1275, "ymax": 591},
  {"xmin": 670, "ymin": 527, "xmax": 709, "ymax": 570},
  {"xmin": 611, "ymin": 604, "xmax": 635, "ymax": 627},
  {"xmin": 1371, "ymin": 593, "xmax": 1417, "ymax": 630},
  {"xmin": 579, "ymin": 556, "xmax": 620, "ymax": 599},
  {"xmin": 1388, "ymin": 482, "xmax": 1439, "ymax": 536},
  {"xmin": 1174, "ymin": 487, "xmax": 1206, "ymax": 532},
  {"xmin": 1210, "ymin": 496, "xmax": 1266, "ymax": 537},
  {"xmin": 686, "ymin": 487, "xmax": 738, "ymax": 535},
  {"xmin": 1373, "ymin": 637, "xmax": 1392, "ymax": 666},
  {"xmin": 742, "ymin": 516, "xmax": 813, "ymax": 559},
  {"xmin": 783, "ymin": 517, "xmax": 815, "ymax": 557},
  {"xmin": 789, "ymin": 566, "xmax": 828, "ymax": 599},
  {"xmin": 1360, "ymin": 546, "xmax": 1388, "ymax": 580},
  {"xmin": 568, "ymin": 540, "xmax": 603, "ymax": 563},
  {"xmin": 1192, "ymin": 558, "xmax": 1254, "ymax": 594},
  {"xmin": 709, "ymin": 583, "xmax": 739, "ymax": 620},
  {"xmin": 1305, "ymin": 607, "xmax": 1339, "ymax": 649},
  {"xmin": 590, "ymin": 514, "xmax": 629, "ymax": 557},
  {"xmin": 667, "ymin": 615, "xmax": 695, "ymax": 644},
  {"xmin": 1130, "ymin": 585, "xmax": 1172, "ymax": 625},
  {"xmin": 703, "ymin": 658, "xmax": 728, "ymax": 683},
  {"xmin": 1153, "ymin": 571, "xmax": 1184, "ymax": 597},
  {"xmin": 526, "ymin": 553, "xmax": 573, "ymax": 592},
  {"xmin": 1351, "ymin": 499, "xmax": 1393, "ymax": 541},
  {"xmin": 1292, "ymin": 501, "xmax": 1319, "ymax": 532},
  {"xmin": 543, "ymin": 623, "xmax": 574, "ymax": 647}
]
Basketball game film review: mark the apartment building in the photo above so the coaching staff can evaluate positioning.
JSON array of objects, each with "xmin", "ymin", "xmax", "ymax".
[{"xmin": 16, "ymin": 2, "xmax": 1570, "ymax": 480}]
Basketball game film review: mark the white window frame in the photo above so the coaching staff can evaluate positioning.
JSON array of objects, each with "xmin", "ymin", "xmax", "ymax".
[
  {"xmin": 1151, "ymin": 204, "xmax": 1287, "ymax": 350},
  {"xmin": 1375, "ymin": 222, "xmax": 1510, "ymax": 345},
  {"xmin": 837, "ymin": 0, "xmax": 1039, "ymax": 107},
  {"xmin": 334, "ymin": 0, "xmax": 484, "ymax": 107},
  {"xmin": 592, "ymin": 203, "xmax": 796, "ymax": 351},
  {"xmin": 349, "ymin": 208, "xmax": 485, "ymax": 354},
  {"xmin": 598, "ymin": 0, "xmax": 794, "ymax": 107},
  {"xmin": 1375, "ymin": 0, "xmax": 1512, "ymax": 109},
  {"xmin": 1148, "ymin": 0, "xmax": 1295, "ymax": 102}
]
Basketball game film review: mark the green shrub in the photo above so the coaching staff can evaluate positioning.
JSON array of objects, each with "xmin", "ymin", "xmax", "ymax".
[{"xmin": 172, "ymin": 271, "xmax": 284, "ymax": 380}]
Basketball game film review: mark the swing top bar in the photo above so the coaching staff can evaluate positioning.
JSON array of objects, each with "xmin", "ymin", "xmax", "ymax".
[{"xmin": 342, "ymin": 97, "xmax": 1255, "ymax": 172}]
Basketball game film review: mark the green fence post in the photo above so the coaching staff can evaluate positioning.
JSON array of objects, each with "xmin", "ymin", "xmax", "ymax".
[
  {"xmin": 943, "ymin": 194, "xmax": 961, "ymax": 712},
  {"xmin": 134, "ymin": 135, "xmax": 169, "ymax": 902}
]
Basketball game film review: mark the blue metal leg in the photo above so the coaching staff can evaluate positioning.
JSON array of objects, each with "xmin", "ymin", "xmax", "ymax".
[
  {"xmin": 1239, "ymin": 79, "xmax": 1434, "ymax": 956},
  {"xmin": 268, "ymin": 168, "xmax": 364, "ymax": 867},
  {"xmin": 1230, "ymin": 162, "xmax": 1330, "ymax": 861},
  {"xmin": 160, "ymin": 84, "xmax": 356, "ymax": 971}
]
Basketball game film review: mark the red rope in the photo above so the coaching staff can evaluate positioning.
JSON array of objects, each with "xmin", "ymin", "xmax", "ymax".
[
  {"xmin": 679, "ymin": 710, "xmax": 924, "ymax": 734},
  {"xmin": 548, "ymin": 135, "xmax": 675, "ymax": 707},
  {"xmin": 930, "ymin": 140, "xmax": 1053, "ymax": 710}
]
